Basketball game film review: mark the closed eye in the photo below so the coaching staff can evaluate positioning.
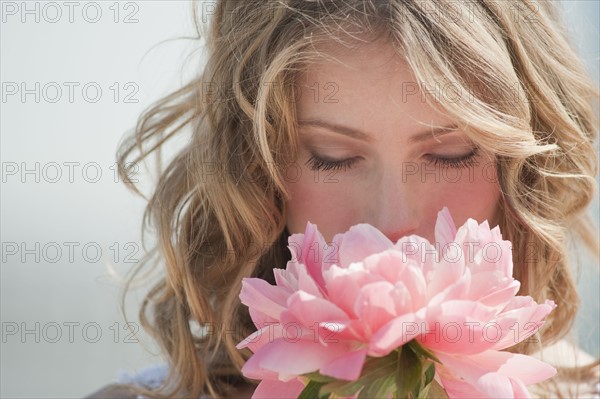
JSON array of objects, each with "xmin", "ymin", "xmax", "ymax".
[
  {"xmin": 423, "ymin": 146, "xmax": 480, "ymax": 169},
  {"xmin": 305, "ymin": 155, "xmax": 361, "ymax": 172},
  {"xmin": 305, "ymin": 147, "xmax": 480, "ymax": 172}
]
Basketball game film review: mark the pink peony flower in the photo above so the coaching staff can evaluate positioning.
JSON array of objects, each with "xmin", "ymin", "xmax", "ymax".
[{"xmin": 237, "ymin": 207, "xmax": 557, "ymax": 398}]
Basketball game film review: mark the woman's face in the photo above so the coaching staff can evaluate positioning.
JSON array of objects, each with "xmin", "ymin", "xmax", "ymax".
[{"xmin": 284, "ymin": 40, "xmax": 501, "ymax": 244}]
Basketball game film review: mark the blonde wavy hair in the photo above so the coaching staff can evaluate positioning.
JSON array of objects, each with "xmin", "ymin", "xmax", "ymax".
[{"xmin": 115, "ymin": 0, "xmax": 599, "ymax": 397}]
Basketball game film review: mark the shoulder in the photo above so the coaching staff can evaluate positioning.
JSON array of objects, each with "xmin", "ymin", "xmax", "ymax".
[
  {"xmin": 83, "ymin": 363, "xmax": 215, "ymax": 399},
  {"xmin": 115, "ymin": 363, "xmax": 170, "ymax": 390},
  {"xmin": 84, "ymin": 383, "xmax": 139, "ymax": 399},
  {"xmin": 529, "ymin": 339, "xmax": 600, "ymax": 398},
  {"xmin": 532, "ymin": 339, "xmax": 597, "ymax": 367},
  {"xmin": 83, "ymin": 363, "xmax": 169, "ymax": 399}
]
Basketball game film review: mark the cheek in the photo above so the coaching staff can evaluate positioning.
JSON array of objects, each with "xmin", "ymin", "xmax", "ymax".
[
  {"xmin": 284, "ymin": 168, "xmax": 363, "ymax": 242},
  {"xmin": 425, "ymin": 164, "xmax": 501, "ymax": 227},
  {"xmin": 285, "ymin": 162, "xmax": 502, "ymax": 242}
]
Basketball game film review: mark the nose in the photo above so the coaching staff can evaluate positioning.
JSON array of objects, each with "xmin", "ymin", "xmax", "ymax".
[{"xmin": 366, "ymin": 166, "xmax": 420, "ymax": 243}]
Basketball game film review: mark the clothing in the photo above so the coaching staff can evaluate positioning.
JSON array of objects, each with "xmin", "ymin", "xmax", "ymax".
[
  {"xmin": 528, "ymin": 340, "xmax": 600, "ymax": 399},
  {"xmin": 117, "ymin": 363, "xmax": 169, "ymax": 392},
  {"xmin": 116, "ymin": 345, "xmax": 600, "ymax": 399},
  {"xmin": 116, "ymin": 363, "xmax": 210, "ymax": 399}
]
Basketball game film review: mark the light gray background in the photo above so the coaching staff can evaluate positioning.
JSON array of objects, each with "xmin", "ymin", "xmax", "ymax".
[{"xmin": 1, "ymin": 1, "xmax": 598, "ymax": 397}]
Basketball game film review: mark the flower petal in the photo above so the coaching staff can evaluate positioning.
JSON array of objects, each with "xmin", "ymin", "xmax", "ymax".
[
  {"xmin": 253, "ymin": 338, "xmax": 349, "ymax": 380},
  {"xmin": 252, "ymin": 378, "xmax": 306, "ymax": 399},
  {"xmin": 333, "ymin": 223, "xmax": 393, "ymax": 266},
  {"xmin": 240, "ymin": 278, "xmax": 289, "ymax": 325},
  {"xmin": 288, "ymin": 222, "xmax": 328, "ymax": 290},
  {"xmin": 470, "ymin": 276, "xmax": 520, "ymax": 309},
  {"xmin": 419, "ymin": 300, "xmax": 499, "ymax": 355},
  {"xmin": 237, "ymin": 324, "xmax": 282, "ymax": 352},
  {"xmin": 323, "ymin": 263, "xmax": 381, "ymax": 318},
  {"xmin": 426, "ymin": 256, "xmax": 467, "ymax": 300},
  {"xmin": 319, "ymin": 347, "xmax": 368, "ymax": 380},
  {"xmin": 362, "ymin": 250, "xmax": 427, "ymax": 310},
  {"xmin": 434, "ymin": 206, "xmax": 458, "ymax": 249},
  {"xmin": 436, "ymin": 350, "xmax": 556, "ymax": 398},
  {"xmin": 281, "ymin": 290, "xmax": 349, "ymax": 328},
  {"xmin": 394, "ymin": 235, "xmax": 439, "ymax": 277},
  {"xmin": 368, "ymin": 313, "xmax": 420, "ymax": 356},
  {"xmin": 492, "ymin": 298, "xmax": 556, "ymax": 350},
  {"xmin": 353, "ymin": 281, "xmax": 398, "ymax": 333}
]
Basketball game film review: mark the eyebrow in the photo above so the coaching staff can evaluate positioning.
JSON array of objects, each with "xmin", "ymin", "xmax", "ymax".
[{"xmin": 297, "ymin": 119, "xmax": 459, "ymax": 143}]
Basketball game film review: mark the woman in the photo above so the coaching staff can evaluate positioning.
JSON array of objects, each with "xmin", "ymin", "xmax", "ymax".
[{"xmin": 87, "ymin": 0, "xmax": 599, "ymax": 398}]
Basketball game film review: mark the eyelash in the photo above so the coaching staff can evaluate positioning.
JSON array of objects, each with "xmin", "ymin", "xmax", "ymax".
[
  {"xmin": 424, "ymin": 147, "xmax": 480, "ymax": 169},
  {"xmin": 305, "ymin": 147, "xmax": 480, "ymax": 172},
  {"xmin": 305, "ymin": 156, "xmax": 361, "ymax": 172}
]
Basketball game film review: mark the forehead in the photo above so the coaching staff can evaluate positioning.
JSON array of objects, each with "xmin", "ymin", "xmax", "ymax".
[
  {"xmin": 294, "ymin": 39, "xmax": 452, "ymax": 134},
  {"xmin": 298, "ymin": 39, "xmax": 409, "ymax": 81}
]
